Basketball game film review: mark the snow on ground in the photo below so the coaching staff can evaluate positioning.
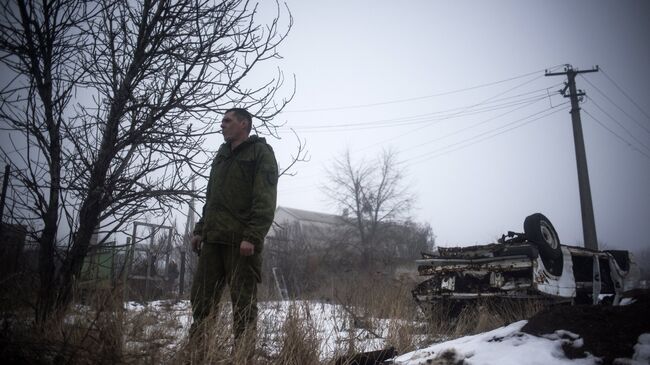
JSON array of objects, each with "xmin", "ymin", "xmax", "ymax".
[
  {"xmin": 124, "ymin": 299, "xmax": 402, "ymax": 360},
  {"xmin": 123, "ymin": 300, "xmax": 192, "ymax": 354},
  {"xmin": 257, "ymin": 300, "xmax": 406, "ymax": 357},
  {"xmin": 393, "ymin": 321, "xmax": 650, "ymax": 365},
  {"xmin": 122, "ymin": 300, "xmax": 650, "ymax": 364},
  {"xmin": 393, "ymin": 321, "xmax": 599, "ymax": 365}
]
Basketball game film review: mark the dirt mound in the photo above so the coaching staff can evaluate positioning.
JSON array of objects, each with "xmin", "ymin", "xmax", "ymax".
[{"xmin": 522, "ymin": 293, "xmax": 650, "ymax": 364}]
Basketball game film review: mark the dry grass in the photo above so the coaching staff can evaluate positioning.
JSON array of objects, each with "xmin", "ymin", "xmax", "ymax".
[
  {"xmin": 1, "ymin": 289, "xmax": 128, "ymax": 364},
  {"xmin": 272, "ymin": 303, "xmax": 322, "ymax": 365},
  {"xmin": 323, "ymin": 271, "xmax": 432, "ymax": 358},
  {"xmin": 178, "ymin": 309, "xmax": 235, "ymax": 364},
  {"xmin": 424, "ymin": 297, "xmax": 548, "ymax": 340},
  {"xmin": 1, "ymin": 276, "xmax": 549, "ymax": 365}
]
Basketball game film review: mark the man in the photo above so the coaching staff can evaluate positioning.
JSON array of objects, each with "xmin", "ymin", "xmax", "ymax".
[{"xmin": 190, "ymin": 108, "xmax": 278, "ymax": 353}]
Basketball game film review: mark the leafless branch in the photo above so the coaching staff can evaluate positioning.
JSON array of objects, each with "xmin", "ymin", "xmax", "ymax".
[{"xmin": 279, "ymin": 128, "xmax": 309, "ymax": 177}]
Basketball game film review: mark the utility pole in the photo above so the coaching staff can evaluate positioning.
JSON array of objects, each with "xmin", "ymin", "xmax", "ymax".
[{"xmin": 545, "ymin": 64, "xmax": 599, "ymax": 250}]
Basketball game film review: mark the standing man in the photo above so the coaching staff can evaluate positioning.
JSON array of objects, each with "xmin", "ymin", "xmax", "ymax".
[{"xmin": 190, "ymin": 108, "xmax": 278, "ymax": 354}]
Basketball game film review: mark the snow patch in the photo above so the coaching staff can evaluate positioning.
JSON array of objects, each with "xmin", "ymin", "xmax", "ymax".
[{"xmin": 393, "ymin": 320, "xmax": 600, "ymax": 365}]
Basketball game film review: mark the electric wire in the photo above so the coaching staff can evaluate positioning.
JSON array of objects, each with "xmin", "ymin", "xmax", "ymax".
[
  {"xmin": 582, "ymin": 108, "xmax": 650, "ymax": 161},
  {"xmin": 399, "ymin": 96, "xmax": 549, "ymax": 155},
  {"xmin": 281, "ymin": 65, "xmax": 566, "ymax": 113},
  {"xmin": 280, "ymin": 96, "xmax": 552, "ymax": 134},
  {"xmin": 278, "ymin": 89, "xmax": 560, "ymax": 133},
  {"xmin": 585, "ymin": 96, "xmax": 650, "ymax": 154},
  {"xmin": 279, "ymin": 77, "xmax": 563, "ymax": 184},
  {"xmin": 355, "ymin": 73, "xmax": 554, "ymax": 153},
  {"xmin": 600, "ymin": 67, "xmax": 650, "ymax": 124},
  {"xmin": 580, "ymin": 74, "xmax": 650, "ymax": 136},
  {"xmin": 279, "ymin": 102, "xmax": 570, "ymax": 191},
  {"xmin": 401, "ymin": 103, "xmax": 570, "ymax": 168}
]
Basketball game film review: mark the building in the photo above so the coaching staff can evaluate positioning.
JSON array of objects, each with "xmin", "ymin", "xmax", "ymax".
[{"xmin": 269, "ymin": 206, "xmax": 350, "ymax": 249}]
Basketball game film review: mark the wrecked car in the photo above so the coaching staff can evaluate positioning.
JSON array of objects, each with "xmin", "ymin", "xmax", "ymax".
[{"xmin": 412, "ymin": 213, "xmax": 641, "ymax": 312}]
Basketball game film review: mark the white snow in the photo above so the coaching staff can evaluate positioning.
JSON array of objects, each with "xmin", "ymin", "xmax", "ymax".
[
  {"xmin": 393, "ymin": 321, "xmax": 599, "ymax": 365},
  {"xmin": 118, "ymin": 300, "xmax": 648, "ymax": 364}
]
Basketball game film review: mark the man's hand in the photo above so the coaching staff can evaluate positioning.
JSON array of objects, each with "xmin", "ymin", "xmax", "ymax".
[
  {"xmin": 240, "ymin": 240, "xmax": 255, "ymax": 256},
  {"xmin": 191, "ymin": 234, "xmax": 202, "ymax": 254}
]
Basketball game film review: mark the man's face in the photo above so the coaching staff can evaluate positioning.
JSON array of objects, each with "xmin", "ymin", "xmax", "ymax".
[{"xmin": 221, "ymin": 111, "xmax": 248, "ymax": 143}]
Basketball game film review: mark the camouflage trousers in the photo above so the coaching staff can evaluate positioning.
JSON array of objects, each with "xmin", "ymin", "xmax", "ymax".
[{"xmin": 190, "ymin": 242, "xmax": 262, "ymax": 342}]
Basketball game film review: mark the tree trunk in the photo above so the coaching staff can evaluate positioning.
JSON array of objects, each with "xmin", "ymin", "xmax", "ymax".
[
  {"xmin": 36, "ymin": 225, "xmax": 57, "ymax": 324},
  {"xmin": 55, "ymin": 191, "xmax": 102, "ymax": 313},
  {"xmin": 53, "ymin": 80, "xmax": 129, "ymax": 313},
  {"xmin": 35, "ymin": 167, "xmax": 61, "ymax": 324},
  {"xmin": 35, "ymin": 85, "xmax": 62, "ymax": 325}
]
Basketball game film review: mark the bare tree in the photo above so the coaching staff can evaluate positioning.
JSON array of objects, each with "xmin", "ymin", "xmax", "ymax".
[
  {"xmin": 323, "ymin": 149, "xmax": 414, "ymax": 269},
  {"xmin": 0, "ymin": 0, "xmax": 98, "ymax": 323},
  {"xmin": 1, "ymin": 0, "xmax": 296, "ymax": 322}
]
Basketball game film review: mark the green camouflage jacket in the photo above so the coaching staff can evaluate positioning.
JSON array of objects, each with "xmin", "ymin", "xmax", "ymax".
[{"xmin": 193, "ymin": 135, "xmax": 278, "ymax": 250}]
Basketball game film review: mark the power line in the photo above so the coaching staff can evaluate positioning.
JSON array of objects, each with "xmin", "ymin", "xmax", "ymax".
[
  {"xmin": 278, "ymin": 85, "xmax": 562, "ymax": 183},
  {"xmin": 278, "ymin": 86, "xmax": 562, "ymax": 132},
  {"xmin": 401, "ymin": 104, "xmax": 570, "ymax": 168},
  {"xmin": 279, "ymin": 74, "xmax": 564, "ymax": 184},
  {"xmin": 399, "ymin": 96, "xmax": 549, "ymax": 155},
  {"xmin": 585, "ymin": 96, "xmax": 650, "ymax": 154},
  {"xmin": 282, "ymin": 65, "xmax": 565, "ymax": 113},
  {"xmin": 600, "ymin": 67, "xmax": 650, "ymax": 124},
  {"xmin": 580, "ymin": 74, "xmax": 650, "ymax": 136},
  {"xmin": 582, "ymin": 108, "xmax": 650, "ymax": 161},
  {"xmin": 278, "ymin": 106, "xmax": 572, "ymax": 194},
  {"xmin": 280, "ymin": 95, "xmax": 554, "ymax": 134},
  {"xmin": 355, "ymin": 72, "xmax": 554, "ymax": 153}
]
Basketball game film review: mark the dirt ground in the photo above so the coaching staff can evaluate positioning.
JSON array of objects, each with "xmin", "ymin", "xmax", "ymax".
[{"xmin": 521, "ymin": 291, "xmax": 650, "ymax": 364}]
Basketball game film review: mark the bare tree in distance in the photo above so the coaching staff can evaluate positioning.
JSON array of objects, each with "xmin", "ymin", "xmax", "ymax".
[
  {"xmin": 0, "ymin": 0, "xmax": 299, "ymax": 322},
  {"xmin": 323, "ymin": 148, "xmax": 415, "ymax": 270}
]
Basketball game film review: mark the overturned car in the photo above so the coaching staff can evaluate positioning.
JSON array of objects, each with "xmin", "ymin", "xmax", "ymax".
[{"xmin": 413, "ymin": 213, "xmax": 641, "ymax": 311}]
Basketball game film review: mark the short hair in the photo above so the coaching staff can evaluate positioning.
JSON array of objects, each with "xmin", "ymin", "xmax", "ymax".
[{"xmin": 225, "ymin": 107, "xmax": 253, "ymax": 134}]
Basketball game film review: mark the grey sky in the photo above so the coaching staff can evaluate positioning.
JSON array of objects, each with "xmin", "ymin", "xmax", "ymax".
[{"xmin": 253, "ymin": 0, "xmax": 650, "ymax": 250}]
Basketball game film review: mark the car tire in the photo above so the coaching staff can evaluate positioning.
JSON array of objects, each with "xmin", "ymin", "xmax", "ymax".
[{"xmin": 524, "ymin": 213, "xmax": 563, "ymax": 275}]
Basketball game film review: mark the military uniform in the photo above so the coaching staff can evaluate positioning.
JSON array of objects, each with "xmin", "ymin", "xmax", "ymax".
[{"xmin": 190, "ymin": 135, "xmax": 278, "ymax": 340}]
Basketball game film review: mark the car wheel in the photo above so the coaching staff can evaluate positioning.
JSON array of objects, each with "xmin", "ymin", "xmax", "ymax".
[{"xmin": 524, "ymin": 213, "xmax": 563, "ymax": 275}]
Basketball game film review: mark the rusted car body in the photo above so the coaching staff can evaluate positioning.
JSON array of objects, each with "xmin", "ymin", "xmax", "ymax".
[{"xmin": 412, "ymin": 214, "xmax": 641, "ymax": 308}]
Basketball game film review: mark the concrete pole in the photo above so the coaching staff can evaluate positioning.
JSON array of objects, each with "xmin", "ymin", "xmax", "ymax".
[
  {"xmin": 566, "ymin": 69, "xmax": 598, "ymax": 250},
  {"xmin": 546, "ymin": 65, "xmax": 599, "ymax": 250}
]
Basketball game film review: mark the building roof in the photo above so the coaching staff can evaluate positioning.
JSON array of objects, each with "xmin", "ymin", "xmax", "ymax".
[{"xmin": 276, "ymin": 206, "xmax": 345, "ymax": 226}]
